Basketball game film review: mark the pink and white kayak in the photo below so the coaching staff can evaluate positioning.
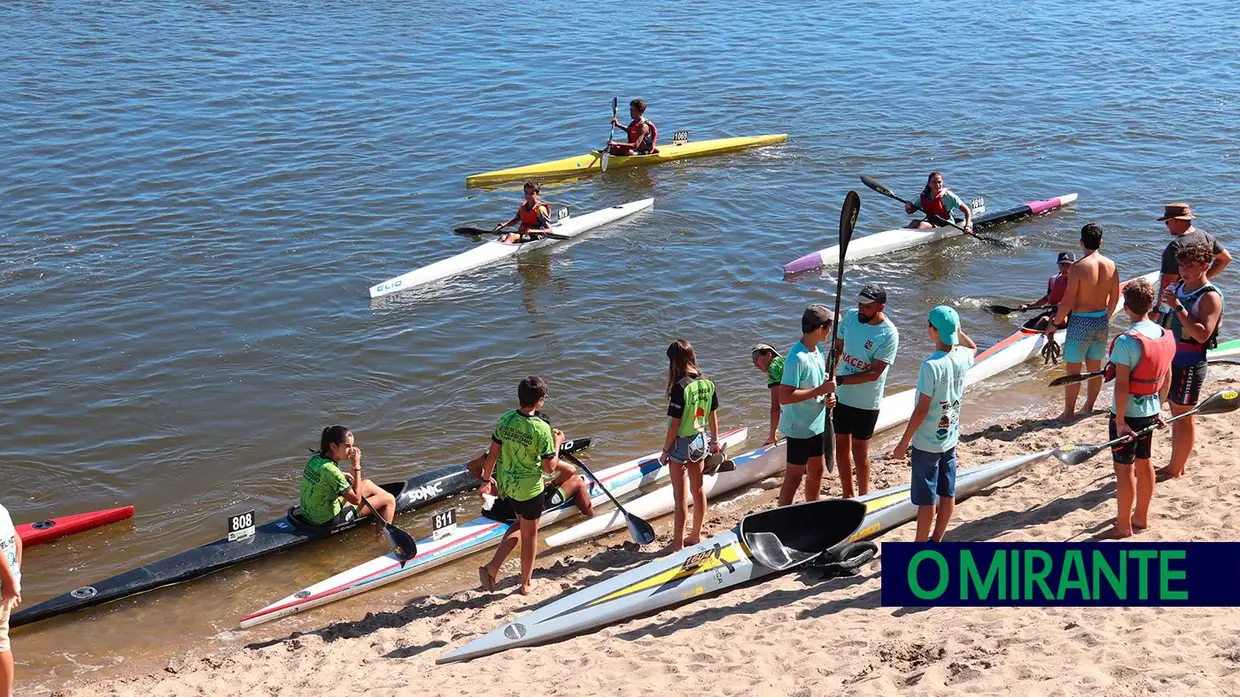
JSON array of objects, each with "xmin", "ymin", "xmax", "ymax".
[
  {"xmin": 16, "ymin": 506, "xmax": 135, "ymax": 547},
  {"xmin": 783, "ymin": 192, "xmax": 1078, "ymax": 274}
]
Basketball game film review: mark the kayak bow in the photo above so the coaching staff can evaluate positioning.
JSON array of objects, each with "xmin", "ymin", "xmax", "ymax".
[{"xmin": 16, "ymin": 506, "xmax": 135, "ymax": 547}]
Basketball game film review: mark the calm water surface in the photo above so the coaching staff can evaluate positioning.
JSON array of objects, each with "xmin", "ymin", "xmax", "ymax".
[{"xmin": 3, "ymin": 0, "xmax": 1239, "ymax": 690}]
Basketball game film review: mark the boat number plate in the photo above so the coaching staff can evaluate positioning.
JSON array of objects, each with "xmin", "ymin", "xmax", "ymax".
[
  {"xmin": 970, "ymin": 196, "xmax": 985, "ymax": 214},
  {"xmin": 673, "ymin": 130, "xmax": 689, "ymax": 144},
  {"xmin": 228, "ymin": 510, "xmax": 256, "ymax": 542},
  {"xmin": 432, "ymin": 508, "xmax": 457, "ymax": 540}
]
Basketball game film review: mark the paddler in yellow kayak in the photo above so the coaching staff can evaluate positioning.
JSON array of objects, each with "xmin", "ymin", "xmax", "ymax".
[
  {"xmin": 491, "ymin": 181, "xmax": 554, "ymax": 244},
  {"xmin": 607, "ymin": 99, "xmax": 659, "ymax": 156},
  {"xmin": 904, "ymin": 171, "xmax": 974, "ymax": 234},
  {"xmin": 298, "ymin": 426, "xmax": 397, "ymax": 530}
]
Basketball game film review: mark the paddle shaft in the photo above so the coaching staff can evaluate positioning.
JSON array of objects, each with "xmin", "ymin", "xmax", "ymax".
[
  {"xmin": 562, "ymin": 450, "xmax": 637, "ymax": 515},
  {"xmin": 601, "ymin": 97, "xmax": 618, "ymax": 171},
  {"xmin": 824, "ymin": 192, "xmax": 860, "ymax": 475},
  {"xmin": 1052, "ymin": 355, "xmax": 1239, "ymax": 387},
  {"xmin": 988, "ymin": 303, "xmax": 1054, "ymax": 315}
]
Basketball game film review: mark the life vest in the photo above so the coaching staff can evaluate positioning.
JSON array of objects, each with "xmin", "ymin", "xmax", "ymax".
[
  {"xmin": 919, "ymin": 188, "xmax": 953, "ymax": 224},
  {"xmin": 1047, "ymin": 273, "xmax": 1069, "ymax": 306},
  {"xmin": 626, "ymin": 118, "xmax": 658, "ymax": 154},
  {"xmin": 1108, "ymin": 327, "xmax": 1175, "ymax": 396},
  {"xmin": 516, "ymin": 201, "xmax": 551, "ymax": 232},
  {"xmin": 1161, "ymin": 280, "xmax": 1223, "ymax": 349}
]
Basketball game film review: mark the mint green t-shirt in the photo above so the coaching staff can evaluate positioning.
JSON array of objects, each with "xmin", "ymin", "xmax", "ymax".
[
  {"xmin": 299, "ymin": 453, "xmax": 352, "ymax": 525},
  {"xmin": 492, "ymin": 410, "xmax": 556, "ymax": 502},
  {"xmin": 1109, "ymin": 320, "xmax": 1164, "ymax": 418},
  {"xmin": 779, "ymin": 340, "xmax": 827, "ymax": 439},
  {"xmin": 836, "ymin": 309, "xmax": 899, "ymax": 410},
  {"xmin": 911, "ymin": 346, "xmax": 975, "ymax": 453}
]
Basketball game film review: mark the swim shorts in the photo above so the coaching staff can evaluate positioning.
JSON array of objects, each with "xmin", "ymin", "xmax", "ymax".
[
  {"xmin": 1064, "ymin": 309, "xmax": 1109, "ymax": 364},
  {"xmin": 1109, "ymin": 413, "xmax": 1158, "ymax": 465}
]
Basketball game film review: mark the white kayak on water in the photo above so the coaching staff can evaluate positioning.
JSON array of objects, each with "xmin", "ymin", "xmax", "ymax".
[{"xmin": 369, "ymin": 198, "xmax": 654, "ymax": 298}]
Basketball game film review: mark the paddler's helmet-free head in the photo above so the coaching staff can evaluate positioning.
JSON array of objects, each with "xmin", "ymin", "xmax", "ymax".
[
  {"xmin": 629, "ymin": 99, "xmax": 647, "ymax": 119},
  {"xmin": 317, "ymin": 425, "xmax": 357, "ymax": 464},
  {"xmin": 517, "ymin": 375, "xmax": 549, "ymax": 409},
  {"xmin": 751, "ymin": 342, "xmax": 781, "ymax": 371},
  {"xmin": 801, "ymin": 304, "xmax": 834, "ymax": 337},
  {"xmin": 522, "ymin": 181, "xmax": 541, "ymax": 202},
  {"xmin": 1057, "ymin": 251, "xmax": 1075, "ymax": 270}
]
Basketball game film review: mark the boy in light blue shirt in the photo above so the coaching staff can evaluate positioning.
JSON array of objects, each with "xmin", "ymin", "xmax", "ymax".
[
  {"xmin": 778, "ymin": 305, "xmax": 837, "ymax": 506},
  {"xmin": 893, "ymin": 306, "xmax": 975, "ymax": 542}
]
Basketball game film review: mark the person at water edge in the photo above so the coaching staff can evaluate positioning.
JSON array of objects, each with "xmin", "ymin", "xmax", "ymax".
[
  {"xmin": 1046, "ymin": 223, "xmax": 1120, "ymax": 420},
  {"xmin": 891, "ymin": 306, "xmax": 976, "ymax": 542},
  {"xmin": 903, "ymin": 171, "xmax": 974, "ymax": 233},
  {"xmin": 299, "ymin": 426, "xmax": 397, "ymax": 528},
  {"xmin": 466, "ymin": 413, "xmax": 592, "ymax": 524},
  {"xmin": 491, "ymin": 181, "xmax": 554, "ymax": 244},
  {"xmin": 832, "ymin": 284, "xmax": 899, "ymax": 498},
  {"xmin": 1105, "ymin": 278, "xmax": 1174, "ymax": 539},
  {"xmin": 1018, "ymin": 251, "xmax": 1075, "ymax": 330},
  {"xmin": 607, "ymin": 98, "xmax": 658, "ymax": 156},
  {"xmin": 1155, "ymin": 203, "xmax": 1229, "ymax": 318},
  {"xmin": 478, "ymin": 376, "xmax": 568, "ymax": 595},
  {"xmin": 777, "ymin": 305, "xmax": 837, "ymax": 506},
  {"xmin": 751, "ymin": 343, "xmax": 785, "ymax": 445},
  {"xmin": 0, "ymin": 502, "xmax": 22, "ymax": 697},
  {"xmin": 659, "ymin": 340, "xmax": 721, "ymax": 551},
  {"xmin": 1159, "ymin": 243, "xmax": 1224, "ymax": 479}
]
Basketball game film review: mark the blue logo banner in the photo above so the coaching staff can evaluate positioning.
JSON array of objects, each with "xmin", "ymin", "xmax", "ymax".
[{"xmin": 880, "ymin": 542, "xmax": 1240, "ymax": 606}]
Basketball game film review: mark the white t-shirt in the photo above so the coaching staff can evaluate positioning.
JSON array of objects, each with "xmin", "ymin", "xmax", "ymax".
[{"xmin": 0, "ymin": 503, "xmax": 21, "ymax": 595}]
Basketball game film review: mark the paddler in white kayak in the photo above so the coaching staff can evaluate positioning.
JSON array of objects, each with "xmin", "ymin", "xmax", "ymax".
[
  {"xmin": 491, "ymin": 181, "xmax": 554, "ymax": 244},
  {"xmin": 299, "ymin": 426, "xmax": 397, "ymax": 530},
  {"xmin": 1046, "ymin": 224, "xmax": 1120, "ymax": 420},
  {"xmin": 750, "ymin": 343, "xmax": 785, "ymax": 445},
  {"xmin": 1017, "ymin": 252, "xmax": 1075, "ymax": 330},
  {"xmin": 903, "ymin": 171, "xmax": 974, "ymax": 233},
  {"xmin": 607, "ymin": 98, "xmax": 658, "ymax": 156}
]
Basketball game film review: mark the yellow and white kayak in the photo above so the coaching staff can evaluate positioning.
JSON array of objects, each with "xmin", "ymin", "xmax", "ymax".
[{"xmin": 465, "ymin": 134, "xmax": 788, "ymax": 187}]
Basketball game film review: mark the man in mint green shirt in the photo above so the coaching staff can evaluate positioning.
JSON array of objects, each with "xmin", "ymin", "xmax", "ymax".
[
  {"xmin": 778, "ymin": 305, "xmax": 837, "ymax": 506},
  {"xmin": 893, "ymin": 306, "xmax": 975, "ymax": 542},
  {"xmin": 833, "ymin": 284, "xmax": 899, "ymax": 498}
]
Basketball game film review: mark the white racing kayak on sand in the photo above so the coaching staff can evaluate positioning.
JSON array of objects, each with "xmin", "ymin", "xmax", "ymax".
[
  {"xmin": 438, "ymin": 449, "xmax": 1053, "ymax": 663},
  {"xmin": 369, "ymin": 198, "xmax": 654, "ymax": 298},
  {"xmin": 238, "ymin": 427, "xmax": 748, "ymax": 628}
]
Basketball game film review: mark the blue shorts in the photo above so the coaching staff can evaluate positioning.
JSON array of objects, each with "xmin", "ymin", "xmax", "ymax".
[
  {"xmin": 1064, "ymin": 310, "xmax": 1109, "ymax": 364},
  {"xmin": 910, "ymin": 447, "xmax": 957, "ymax": 506},
  {"xmin": 668, "ymin": 432, "xmax": 707, "ymax": 463}
]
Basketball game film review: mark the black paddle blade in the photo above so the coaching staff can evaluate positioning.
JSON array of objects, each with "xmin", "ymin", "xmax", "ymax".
[
  {"xmin": 859, "ymin": 174, "xmax": 899, "ymax": 201},
  {"xmin": 1196, "ymin": 388, "xmax": 1240, "ymax": 415},
  {"xmin": 839, "ymin": 190, "xmax": 860, "ymax": 260},
  {"xmin": 1052, "ymin": 442, "xmax": 1105, "ymax": 466},
  {"xmin": 986, "ymin": 304, "xmax": 1018, "ymax": 315},
  {"xmin": 453, "ymin": 227, "xmax": 491, "ymax": 236},
  {"xmin": 384, "ymin": 525, "xmax": 419, "ymax": 562},
  {"xmin": 627, "ymin": 514, "xmax": 657, "ymax": 546},
  {"xmin": 1048, "ymin": 370, "xmax": 1104, "ymax": 387}
]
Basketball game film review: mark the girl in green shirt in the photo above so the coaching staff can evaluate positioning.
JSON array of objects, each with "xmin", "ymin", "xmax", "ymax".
[{"xmin": 660, "ymin": 340, "xmax": 721, "ymax": 551}]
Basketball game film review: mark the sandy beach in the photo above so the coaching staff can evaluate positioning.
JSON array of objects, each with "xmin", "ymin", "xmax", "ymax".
[{"xmin": 53, "ymin": 370, "xmax": 1240, "ymax": 697}]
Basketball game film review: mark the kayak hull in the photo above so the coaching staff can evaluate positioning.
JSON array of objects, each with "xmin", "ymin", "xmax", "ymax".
[
  {"xmin": 465, "ymin": 135, "xmax": 788, "ymax": 187},
  {"xmin": 370, "ymin": 199, "xmax": 654, "ymax": 298},
  {"xmin": 238, "ymin": 428, "xmax": 749, "ymax": 628},
  {"xmin": 783, "ymin": 193, "xmax": 1079, "ymax": 274},
  {"xmin": 16, "ymin": 506, "xmax": 134, "ymax": 547},
  {"xmin": 11, "ymin": 439, "xmax": 590, "ymax": 629},
  {"xmin": 439, "ymin": 450, "xmax": 1051, "ymax": 663}
]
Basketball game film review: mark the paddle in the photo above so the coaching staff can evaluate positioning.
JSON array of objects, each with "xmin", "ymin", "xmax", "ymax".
[
  {"xmin": 1049, "ymin": 357, "xmax": 1240, "ymax": 387},
  {"xmin": 453, "ymin": 226, "xmax": 570, "ymax": 240},
  {"xmin": 859, "ymin": 175, "xmax": 1012, "ymax": 248},
  {"xmin": 986, "ymin": 303, "xmax": 1053, "ymax": 316},
  {"xmin": 823, "ymin": 191, "xmax": 861, "ymax": 475},
  {"xmin": 601, "ymin": 97, "xmax": 618, "ymax": 172},
  {"xmin": 1052, "ymin": 388, "xmax": 1239, "ymax": 465},
  {"xmin": 561, "ymin": 450, "xmax": 656, "ymax": 545},
  {"xmin": 356, "ymin": 492, "xmax": 418, "ymax": 561}
]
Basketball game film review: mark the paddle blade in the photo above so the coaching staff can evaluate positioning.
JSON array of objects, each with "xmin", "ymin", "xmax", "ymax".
[
  {"xmin": 838, "ymin": 190, "xmax": 860, "ymax": 263},
  {"xmin": 1052, "ymin": 442, "xmax": 1105, "ymax": 466},
  {"xmin": 384, "ymin": 525, "xmax": 419, "ymax": 562},
  {"xmin": 1048, "ymin": 374, "xmax": 1089, "ymax": 387},
  {"xmin": 986, "ymin": 304, "xmax": 1017, "ymax": 315},
  {"xmin": 611, "ymin": 96, "xmax": 618, "ymax": 115},
  {"xmin": 1195, "ymin": 388, "xmax": 1240, "ymax": 415},
  {"xmin": 859, "ymin": 174, "xmax": 899, "ymax": 201},
  {"xmin": 626, "ymin": 514, "xmax": 657, "ymax": 546},
  {"xmin": 823, "ymin": 406, "xmax": 836, "ymax": 474},
  {"xmin": 453, "ymin": 227, "xmax": 492, "ymax": 236}
]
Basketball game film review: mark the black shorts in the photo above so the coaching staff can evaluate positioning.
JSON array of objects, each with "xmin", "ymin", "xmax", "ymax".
[
  {"xmin": 832, "ymin": 402, "xmax": 880, "ymax": 440},
  {"xmin": 484, "ymin": 486, "xmax": 567, "ymax": 523},
  {"xmin": 1109, "ymin": 413, "xmax": 1158, "ymax": 465},
  {"xmin": 1169, "ymin": 359, "xmax": 1207, "ymax": 406},
  {"xmin": 786, "ymin": 433, "xmax": 828, "ymax": 467}
]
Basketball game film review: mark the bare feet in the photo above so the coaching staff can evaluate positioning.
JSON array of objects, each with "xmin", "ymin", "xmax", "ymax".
[
  {"xmin": 478, "ymin": 566, "xmax": 496, "ymax": 592},
  {"xmin": 1132, "ymin": 522, "xmax": 1149, "ymax": 532},
  {"xmin": 684, "ymin": 535, "xmax": 701, "ymax": 547},
  {"xmin": 519, "ymin": 579, "xmax": 536, "ymax": 596},
  {"xmin": 1055, "ymin": 409, "xmax": 1075, "ymax": 421},
  {"xmin": 1099, "ymin": 526, "xmax": 1132, "ymax": 540}
]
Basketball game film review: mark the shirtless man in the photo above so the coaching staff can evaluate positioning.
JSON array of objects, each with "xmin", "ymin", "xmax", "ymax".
[{"xmin": 1046, "ymin": 223, "xmax": 1120, "ymax": 419}]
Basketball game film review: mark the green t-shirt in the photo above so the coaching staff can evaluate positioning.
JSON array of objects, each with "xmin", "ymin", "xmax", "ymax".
[
  {"xmin": 492, "ymin": 410, "xmax": 556, "ymax": 502},
  {"xmin": 765, "ymin": 355, "xmax": 786, "ymax": 388},
  {"xmin": 299, "ymin": 453, "xmax": 351, "ymax": 525},
  {"xmin": 667, "ymin": 374, "xmax": 719, "ymax": 437}
]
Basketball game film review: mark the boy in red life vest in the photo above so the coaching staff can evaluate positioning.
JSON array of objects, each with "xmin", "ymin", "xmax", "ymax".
[
  {"xmin": 903, "ymin": 171, "xmax": 973, "ymax": 234},
  {"xmin": 1106, "ymin": 278, "xmax": 1174, "ymax": 539},
  {"xmin": 607, "ymin": 99, "xmax": 658, "ymax": 156},
  {"xmin": 492, "ymin": 181, "xmax": 554, "ymax": 244}
]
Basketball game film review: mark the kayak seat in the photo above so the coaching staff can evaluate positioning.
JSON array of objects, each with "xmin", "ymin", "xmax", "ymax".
[
  {"xmin": 285, "ymin": 506, "xmax": 362, "ymax": 539},
  {"xmin": 739, "ymin": 499, "xmax": 868, "ymax": 570},
  {"xmin": 743, "ymin": 531, "xmax": 794, "ymax": 569}
]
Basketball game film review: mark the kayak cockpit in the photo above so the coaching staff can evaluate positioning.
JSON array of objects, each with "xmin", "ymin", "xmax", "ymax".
[{"xmin": 739, "ymin": 499, "xmax": 867, "ymax": 570}]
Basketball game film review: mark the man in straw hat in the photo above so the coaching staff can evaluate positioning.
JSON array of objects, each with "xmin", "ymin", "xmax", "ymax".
[{"xmin": 1156, "ymin": 203, "xmax": 1229, "ymax": 314}]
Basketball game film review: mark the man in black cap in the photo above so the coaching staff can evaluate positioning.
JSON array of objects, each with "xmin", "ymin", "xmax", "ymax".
[
  {"xmin": 1156, "ymin": 203, "xmax": 1229, "ymax": 318},
  {"xmin": 1018, "ymin": 251, "xmax": 1076, "ymax": 330},
  {"xmin": 776, "ymin": 305, "xmax": 837, "ymax": 506},
  {"xmin": 832, "ymin": 284, "xmax": 899, "ymax": 498}
]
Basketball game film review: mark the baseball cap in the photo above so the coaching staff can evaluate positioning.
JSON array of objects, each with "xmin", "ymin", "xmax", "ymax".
[
  {"xmin": 801, "ymin": 304, "xmax": 834, "ymax": 332},
  {"xmin": 928, "ymin": 305, "xmax": 961, "ymax": 344},
  {"xmin": 1057, "ymin": 252, "xmax": 1075, "ymax": 264},
  {"xmin": 856, "ymin": 284, "xmax": 887, "ymax": 305},
  {"xmin": 751, "ymin": 342, "xmax": 781, "ymax": 357}
]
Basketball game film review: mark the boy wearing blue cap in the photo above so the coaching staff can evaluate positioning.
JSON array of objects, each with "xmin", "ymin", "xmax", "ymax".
[{"xmin": 892, "ymin": 306, "xmax": 976, "ymax": 542}]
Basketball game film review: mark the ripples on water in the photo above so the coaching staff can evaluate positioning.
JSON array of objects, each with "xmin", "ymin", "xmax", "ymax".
[{"xmin": 3, "ymin": 0, "xmax": 1239, "ymax": 689}]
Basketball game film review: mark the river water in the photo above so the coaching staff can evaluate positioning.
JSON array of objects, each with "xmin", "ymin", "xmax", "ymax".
[{"xmin": 4, "ymin": 0, "xmax": 1239, "ymax": 691}]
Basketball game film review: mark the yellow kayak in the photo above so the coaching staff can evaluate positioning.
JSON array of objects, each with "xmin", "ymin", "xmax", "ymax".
[{"xmin": 465, "ymin": 133, "xmax": 788, "ymax": 187}]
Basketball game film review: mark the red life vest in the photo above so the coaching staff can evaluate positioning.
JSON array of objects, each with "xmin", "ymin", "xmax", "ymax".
[
  {"xmin": 919, "ymin": 188, "xmax": 953, "ymax": 223},
  {"xmin": 517, "ymin": 201, "xmax": 551, "ymax": 231},
  {"xmin": 1047, "ymin": 273, "xmax": 1069, "ymax": 305},
  {"xmin": 1108, "ymin": 326, "xmax": 1175, "ymax": 396},
  {"xmin": 626, "ymin": 118, "xmax": 658, "ymax": 154}
]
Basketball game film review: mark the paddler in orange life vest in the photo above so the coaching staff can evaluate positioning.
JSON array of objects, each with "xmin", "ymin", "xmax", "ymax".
[
  {"xmin": 1103, "ymin": 278, "xmax": 1174, "ymax": 539},
  {"xmin": 1018, "ymin": 252, "xmax": 1075, "ymax": 330},
  {"xmin": 904, "ymin": 171, "xmax": 974, "ymax": 234},
  {"xmin": 492, "ymin": 181, "xmax": 554, "ymax": 244},
  {"xmin": 607, "ymin": 99, "xmax": 659, "ymax": 156}
]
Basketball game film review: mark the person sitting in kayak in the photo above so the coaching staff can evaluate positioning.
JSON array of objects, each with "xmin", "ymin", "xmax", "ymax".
[
  {"xmin": 1019, "ymin": 252, "xmax": 1075, "ymax": 330},
  {"xmin": 299, "ymin": 426, "xmax": 397, "ymax": 529},
  {"xmin": 751, "ymin": 343, "xmax": 785, "ymax": 445},
  {"xmin": 492, "ymin": 181, "xmax": 554, "ymax": 244},
  {"xmin": 904, "ymin": 171, "xmax": 973, "ymax": 234},
  {"xmin": 607, "ymin": 99, "xmax": 658, "ymax": 156}
]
